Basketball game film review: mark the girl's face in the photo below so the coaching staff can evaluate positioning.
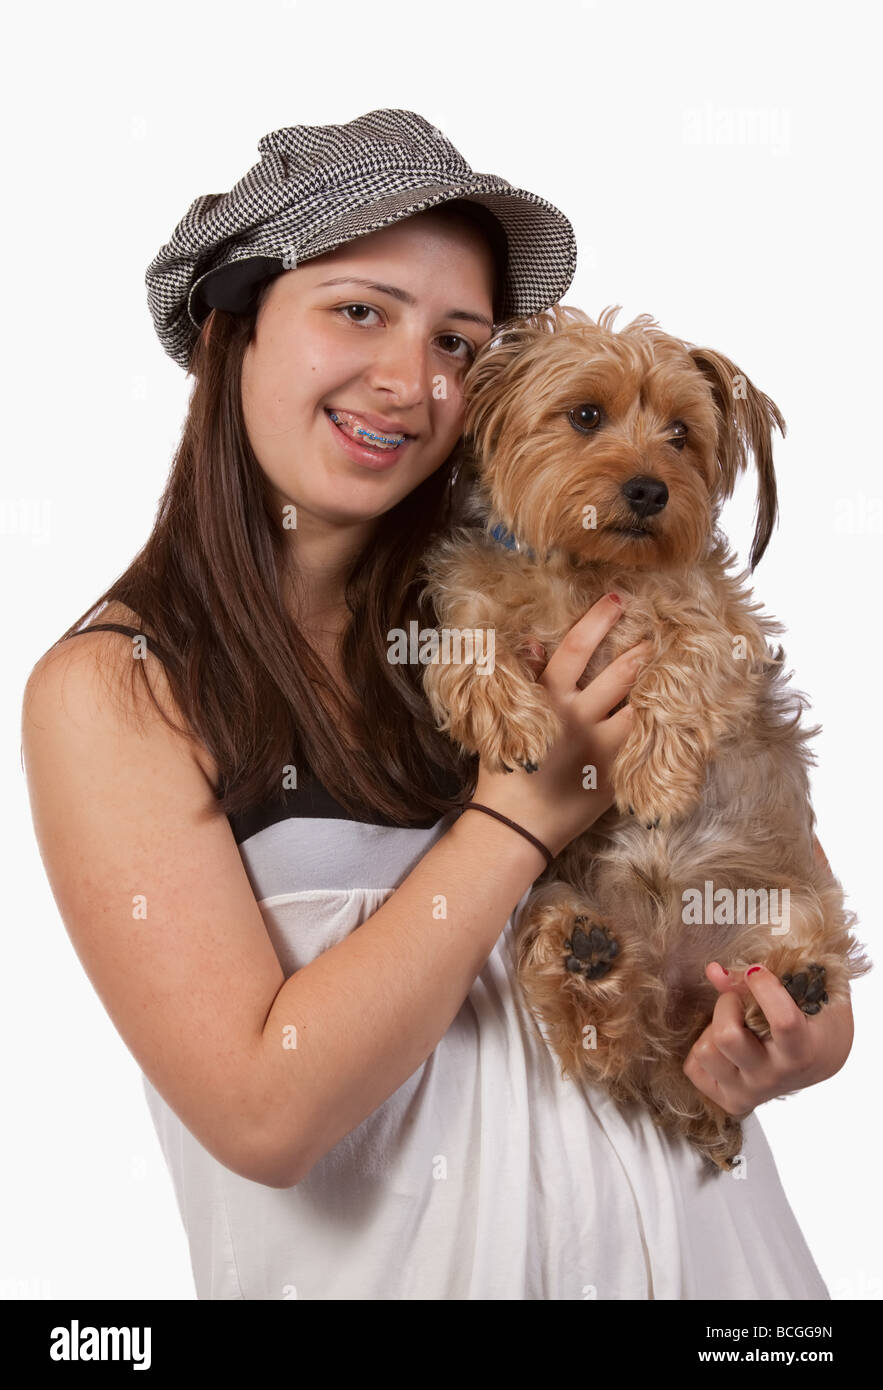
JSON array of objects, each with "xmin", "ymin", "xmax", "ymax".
[{"xmin": 240, "ymin": 214, "xmax": 497, "ymax": 528}]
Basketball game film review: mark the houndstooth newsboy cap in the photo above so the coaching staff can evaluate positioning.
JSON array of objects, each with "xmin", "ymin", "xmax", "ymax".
[{"xmin": 144, "ymin": 108, "xmax": 578, "ymax": 370}]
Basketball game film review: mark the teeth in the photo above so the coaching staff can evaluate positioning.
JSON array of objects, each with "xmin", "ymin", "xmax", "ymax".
[{"xmin": 329, "ymin": 409, "xmax": 405, "ymax": 449}]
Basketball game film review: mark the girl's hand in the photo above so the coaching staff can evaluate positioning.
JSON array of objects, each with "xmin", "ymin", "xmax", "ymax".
[
  {"xmin": 683, "ymin": 958, "xmax": 855, "ymax": 1120},
  {"xmin": 472, "ymin": 595, "xmax": 652, "ymax": 858}
]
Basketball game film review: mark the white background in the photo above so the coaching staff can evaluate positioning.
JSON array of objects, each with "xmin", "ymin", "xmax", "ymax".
[{"xmin": 3, "ymin": 0, "xmax": 880, "ymax": 1300}]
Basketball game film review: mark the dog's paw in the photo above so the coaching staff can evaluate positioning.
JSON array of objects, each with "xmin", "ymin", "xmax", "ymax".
[
  {"xmin": 615, "ymin": 763, "xmax": 701, "ymax": 830},
  {"xmin": 486, "ymin": 700, "xmax": 562, "ymax": 775},
  {"xmin": 617, "ymin": 783, "xmax": 672, "ymax": 829},
  {"xmin": 743, "ymin": 962, "xmax": 829, "ymax": 1037},
  {"xmin": 423, "ymin": 657, "xmax": 561, "ymax": 771},
  {"xmin": 563, "ymin": 916, "xmax": 620, "ymax": 981},
  {"xmin": 614, "ymin": 760, "xmax": 667, "ymax": 828},
  {"xmin": 782, "ymin": 963, "xmax": 829, "ymax": 1015}
]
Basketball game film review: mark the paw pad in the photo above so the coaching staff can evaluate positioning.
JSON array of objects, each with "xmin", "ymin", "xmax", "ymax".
[
  {"xmin": 782, "ymin": 962, "xmax": 829, "ymax": 1015},
  {"xmin": 563, "ymin": 916, "xmax": 620, "ymax": 981}
]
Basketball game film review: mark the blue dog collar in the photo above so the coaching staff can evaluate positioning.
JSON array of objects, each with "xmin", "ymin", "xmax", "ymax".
[
  {"xmin": 489, "ymin": 521, "xmax": 536, "ymax": 560},
  {"xmin": 490, "ymin": 521, "xmax": 519, "ymax": 551}
]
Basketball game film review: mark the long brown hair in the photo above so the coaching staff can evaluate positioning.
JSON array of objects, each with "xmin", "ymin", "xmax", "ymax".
[{"xmin": 51, "ymin": 202, "xmax": 507, "ymax": 826}]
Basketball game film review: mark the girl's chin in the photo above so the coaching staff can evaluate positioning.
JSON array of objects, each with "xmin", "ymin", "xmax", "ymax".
[{"xmin": 284, "ymin": 489, "xmax": 403, "ymax": 528}]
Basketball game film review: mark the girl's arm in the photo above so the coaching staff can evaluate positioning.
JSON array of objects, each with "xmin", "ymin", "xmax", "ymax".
[{"xmin": 23, "ymin": 598, "xmax": 638, "ymax": 1190}]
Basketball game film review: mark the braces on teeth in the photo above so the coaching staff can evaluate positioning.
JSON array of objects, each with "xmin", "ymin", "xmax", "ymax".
[{"xmin": 329, "ymin": 410, "xmax": 404, "ymax": 446}]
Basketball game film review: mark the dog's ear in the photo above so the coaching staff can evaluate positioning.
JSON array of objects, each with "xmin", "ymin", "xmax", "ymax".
[
  {"xmin": 463, "ymin": 303, "xmax": 592, "ymax": 460},
  {"xmin": 689, "ymin": 346, "xmax": 785, "ymax": 570}
]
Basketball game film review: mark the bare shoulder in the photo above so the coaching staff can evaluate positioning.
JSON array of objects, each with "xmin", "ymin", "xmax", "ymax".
[{"xmin": 23, "ymin": 601, "xmax": 220, "ymax": 787}]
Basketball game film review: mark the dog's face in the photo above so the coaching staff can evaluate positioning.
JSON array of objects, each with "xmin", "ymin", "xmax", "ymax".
[{"xmin": 462, "ymin": 305, "xmax": 784, "ymax": 571}]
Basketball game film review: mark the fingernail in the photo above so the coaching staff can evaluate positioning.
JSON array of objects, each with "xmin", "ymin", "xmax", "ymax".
[
  {"xmin": 608, "ymin": 592, "xmax": 622, "ymax": 605},
  {"xmin": 721, "ymin": 966, "xmax": 729, "ymax": 975},
  {"xmin": 746, "ymin": 965, "xmax": 761, "ymax": 976}
]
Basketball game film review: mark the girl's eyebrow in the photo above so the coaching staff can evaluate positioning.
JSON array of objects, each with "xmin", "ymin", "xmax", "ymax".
[{"xmin": 314, "ymin": 276, "xmax": 493, "ymax": 330}]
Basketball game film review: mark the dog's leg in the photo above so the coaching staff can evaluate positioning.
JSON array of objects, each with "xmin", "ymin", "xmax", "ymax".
[
  {"xmin": 610, "ymin": 596, "xmax": 773, "ymax": 830},
  {"xmin": 420, "ymin": 555, "xmax": 565, "ymax": 775},
  {"xmin": 422, "ymin": 635, "xmax": 562, "ymax": 773},
  {"xmin": 513, "ymin": 879, "xmax": 647, "ymax": 1090},
  {"xmin": 722, "ymin": 873, "xmax": 868, "ymax": 1041},
  {"xmin": 516, "ymin": 881, "xmax": 745, "ymax": 1170}
]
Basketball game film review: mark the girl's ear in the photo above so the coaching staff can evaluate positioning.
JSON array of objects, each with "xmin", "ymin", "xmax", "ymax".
[{"xmin": 689, "ymin": 346, "xmax": 785, "ymax": 570}]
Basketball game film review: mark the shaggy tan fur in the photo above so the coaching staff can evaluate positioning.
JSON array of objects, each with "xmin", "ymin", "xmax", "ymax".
[{"xmin": 421, "ymin": 304, "xmax": 871, "ymax": 1171}]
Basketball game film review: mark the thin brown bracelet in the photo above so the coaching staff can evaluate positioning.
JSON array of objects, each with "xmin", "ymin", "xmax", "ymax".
[{"xmin": 458, "ymin": 802, "xmax": 555, "ymax": 868}]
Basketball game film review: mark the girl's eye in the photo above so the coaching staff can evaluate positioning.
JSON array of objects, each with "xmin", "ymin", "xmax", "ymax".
[
  {"xmin": 437, "ymin": 334, "xmax": 475, "ymax": 361},
  {"xmin": 338, "ymin": 303, "xmax": 379, "ymax": 325},
  {"xmin": 335, "ymin": 305, "xmax": 475, "ymax": 360}
]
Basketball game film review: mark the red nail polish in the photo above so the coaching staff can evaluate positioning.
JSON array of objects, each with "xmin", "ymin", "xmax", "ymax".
[
  {"xmin": 721, "ymin": 967, "xmax": 729, "ymax": 975},
  {"xmin": 608, "ymin": 592, "xmax": 622, "ymax": 605},
  {"xmin": 746, "ymin": 965, "xmax": 761, "ymax": 976}
]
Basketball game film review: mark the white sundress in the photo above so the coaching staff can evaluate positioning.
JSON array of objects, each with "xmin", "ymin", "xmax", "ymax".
[{"xmin": 140, "ymin": 767, "xmax": 831, "ymax": 1301}]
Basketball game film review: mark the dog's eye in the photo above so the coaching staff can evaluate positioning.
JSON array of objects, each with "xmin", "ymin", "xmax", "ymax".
[
  {"xmin": 670, "ymin": 420, "xmax": 688, "ymax": 451},
  {"xmin": 569, "ymin": 404, "xmax": 603, "ymax": 434}
]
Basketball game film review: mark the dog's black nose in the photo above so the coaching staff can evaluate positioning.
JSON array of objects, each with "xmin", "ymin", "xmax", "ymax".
[{"xmin": 621, "ymin": 474, "xmax": 669, "ymax": 517}]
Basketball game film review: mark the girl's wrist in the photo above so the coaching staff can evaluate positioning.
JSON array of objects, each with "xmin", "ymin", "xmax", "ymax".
[
  {"xmin": 460, "ymin": 802, "xmax": 555, "ymax": 868},
  {"xmin": 472, "ymin": 778, "xmax": 609, "ymax": 861},
  {"xmin": 447, "ymin": 798, "xmax": 549, "ymax": 880}
]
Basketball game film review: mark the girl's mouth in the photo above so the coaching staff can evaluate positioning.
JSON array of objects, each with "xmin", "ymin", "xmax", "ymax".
[
  {"xmin": 328, "ymin": 408, "xmax": 409, "ymax": 449},
  {"xmin": 324, "ymin": 408, "xmax": 413, "ymax": 471}
]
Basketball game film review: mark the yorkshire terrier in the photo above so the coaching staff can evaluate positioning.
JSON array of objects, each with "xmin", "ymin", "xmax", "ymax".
[{"xmin": 420, "ymin": 304, "xmax": 871, "ymax": 1171}]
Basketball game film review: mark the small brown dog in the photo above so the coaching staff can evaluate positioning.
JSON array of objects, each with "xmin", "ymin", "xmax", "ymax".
[{"xmin": 421, "ymin": 304, "xmax": 871, "ymax": 1170}]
